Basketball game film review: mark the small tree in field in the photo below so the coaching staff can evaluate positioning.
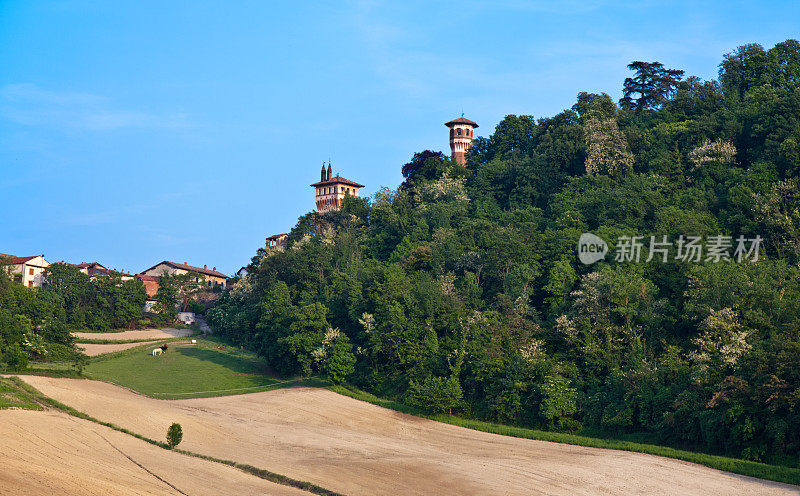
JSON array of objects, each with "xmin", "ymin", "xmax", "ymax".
[{"xmin": 166, "ymin": 423, "xmax": 183, "ymax": 448}]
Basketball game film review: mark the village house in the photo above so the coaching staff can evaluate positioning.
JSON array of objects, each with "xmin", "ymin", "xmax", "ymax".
[
  {"xmin": 311, "ymin": 163, "xmax": 364, "ymax": 214},
  {"xmin": 140, "ymin": 261, "xmax": 228, "ymax": 288},
  {"xmin": 0, "ymin": 253, "xmax": 50, "ymax": 287},
  {"xmin": 266, "ymin": 233, "xmax": 288, "ymax": 250},
  {"xmin": 64, "ymin": 261, "xmax": 135, "ymax": 281}
]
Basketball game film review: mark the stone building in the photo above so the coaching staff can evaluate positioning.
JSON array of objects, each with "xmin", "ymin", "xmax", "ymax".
[
  {"xmin": 310, "ymin": 163, "xmax": 364, "ymax": 214},
  {"xmin": 445, "ymin": 116, "xmax": 479, "ymax": 165}
]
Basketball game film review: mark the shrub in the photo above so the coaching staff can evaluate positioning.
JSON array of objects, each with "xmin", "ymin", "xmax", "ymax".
[
  {"xmin": 44, "ymin": 343, "xmax": 80, "ymax": 362},
  {"xmin": 4, "ymin": 344, "xmax": 29, "ymax": 371},
  {"xmin": 406, "ymin": 375, "xmax": 463, "ymax": 414}
]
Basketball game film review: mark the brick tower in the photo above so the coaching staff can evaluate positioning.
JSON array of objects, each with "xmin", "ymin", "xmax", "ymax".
[{"xmin": 445, "ymin": 115, "xmax": 478, "ymax": 165}]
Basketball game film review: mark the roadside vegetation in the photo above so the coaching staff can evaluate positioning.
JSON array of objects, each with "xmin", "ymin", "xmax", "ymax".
[{"xmin": 0, "ymin": 376, "xmax": 43, "ymax": 410}]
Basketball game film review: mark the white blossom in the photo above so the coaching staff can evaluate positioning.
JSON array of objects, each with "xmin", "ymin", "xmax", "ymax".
[
  {"xmin": 688, "ymin": 139, "xmax": 736, "ymax": 168},
  {"xmin": 519, "ymin": 338, "xmax": 546, "ymax": 362}
]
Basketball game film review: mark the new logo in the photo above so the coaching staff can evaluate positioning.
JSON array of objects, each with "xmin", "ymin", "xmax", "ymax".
[{"xmin": 577, "ymin": 233, "xmax": 608, "ymax": 265}]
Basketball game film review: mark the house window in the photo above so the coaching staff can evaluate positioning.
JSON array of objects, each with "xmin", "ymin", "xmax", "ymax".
[
  {"xmin": 457, "ymin": 128, "xmax": 462, "ymax": 136},
  {"xmin": 29, "ymin": 268, "xmax": 34, "ymax": 275}
]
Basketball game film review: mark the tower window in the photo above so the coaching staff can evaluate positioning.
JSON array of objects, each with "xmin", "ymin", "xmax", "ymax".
[{"xmin": 457, "ymin": 129, "xmax": 462, "ymax": 136}]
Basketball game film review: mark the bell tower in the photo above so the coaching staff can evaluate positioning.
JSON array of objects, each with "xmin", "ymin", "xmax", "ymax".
[{"xmin": 445, "ymin": 115, "xmax": 478, "ymax": 165}]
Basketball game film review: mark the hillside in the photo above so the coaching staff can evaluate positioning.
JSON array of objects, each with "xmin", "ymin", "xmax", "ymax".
[{"xmin": 208, "ymin": 39, "xmax": 800, "ymax": 466}]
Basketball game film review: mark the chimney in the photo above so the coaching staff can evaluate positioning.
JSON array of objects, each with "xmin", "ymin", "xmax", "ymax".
[
  {"xmin": 327, "ymin": 163, "xmax": 332, "ymax": 181},
  {"xmin": 204, "ymin": 264, "xmax": 207, "ymax": 269},
  {"xmin": 212, "ymin": 267, "xmax": 216, "ymax": 271},
  {"xmin": 321, "ymin": 163, "xmax": 326, "ymax": 182},
  {"xmin": 184, "ymin": 261, "xmax": 188, "ymax": 265}
]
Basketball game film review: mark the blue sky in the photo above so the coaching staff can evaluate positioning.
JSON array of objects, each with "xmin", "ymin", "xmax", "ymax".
[{"xmin": 1, "ymin": 1, "xmax": 798, "ymax": 275}]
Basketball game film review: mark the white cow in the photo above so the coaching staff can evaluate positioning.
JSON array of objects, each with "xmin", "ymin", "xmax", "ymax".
[{"xmin": 152, "ymin": 348, "xmax": 163, "ymax": 356}]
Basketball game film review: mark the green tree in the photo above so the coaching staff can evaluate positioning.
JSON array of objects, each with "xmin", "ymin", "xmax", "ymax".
[
  {"xmin": 620, "ymin": 61, "xmax": 684, "ymax": 111},
  {"xmin": 539, "ymin": 375, "xmax": 579, "ymax": 432},
  {"xmin": 166, "ymin": 423, "xmax": 183, "ymax": 448}
]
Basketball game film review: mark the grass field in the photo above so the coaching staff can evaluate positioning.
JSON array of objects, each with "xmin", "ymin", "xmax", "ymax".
[
  {"xmin": 83, "ymin": 339, "xmax": 307, "ymax": 399},
  {"xmin": 0, "ymin": 377, "xmax": 43, "ymax": 410}
]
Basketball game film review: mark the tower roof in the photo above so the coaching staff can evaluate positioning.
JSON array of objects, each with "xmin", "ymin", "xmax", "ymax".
[
  {"xmin": 445, "ymin": 116, "xmax": 478, "ymax": 128},
  {"xmin": 310, "ymin": 174, "xmax": 365, "ymax": 188}
]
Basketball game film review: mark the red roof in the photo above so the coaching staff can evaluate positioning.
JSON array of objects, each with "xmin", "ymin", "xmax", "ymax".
[
  {"xmin": 310, "ymin": 174, "xmax": 365, "ymax": 188},
  {"xmin": 266, "ymin": 233, "xmax": 288, "ymax": 240},
  {"xmin": 136, "ymin": 274, "xmax": 158, "ymax": 282},
  {"xmin": 0, "ymin": 253, "xmax": 42, "ymax": 265},
  {"xmin": 140, "ymin": 261, "xmax": 228, "ymax": 279},
  {"xmin": 445, "ymin": 117, "xmax": 479, "ymax": 128}
]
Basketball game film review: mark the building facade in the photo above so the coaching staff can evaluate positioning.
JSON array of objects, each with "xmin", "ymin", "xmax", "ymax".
[
  {"xmin": 0, "ymin": 254, "xmax": 50, "ymax": 287},
  {"xmin": 140, "ymin": 261, "xmax": 228, "ymax": 288},
  {"xmin": 310, "ymin": 163, "xmax": 364, "ymax": 214},
  {"xmin": 445, "ymin": 116, "xmax": 479, "ymax": 165}
]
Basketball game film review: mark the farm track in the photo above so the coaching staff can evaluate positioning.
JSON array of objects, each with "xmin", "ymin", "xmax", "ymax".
[{"xmin": 19, "ymin": 376, "xmax": 800, "ymax": 496}]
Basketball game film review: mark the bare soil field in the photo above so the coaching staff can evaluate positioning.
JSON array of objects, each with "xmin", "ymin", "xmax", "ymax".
[
  {"xmin": 20, "ymin": 376, "xmax": 799, "ymax": 496},
  {"xmin": 73, "ymin": 328, "xmax": 194, "ymax": 341},
  {"xmin": 0, "ymin": 408, "xmax": 308, "ymax": 496},
  {"xmin": 78, "ymin": 341, "xmax": 160, "ymax": 356}
]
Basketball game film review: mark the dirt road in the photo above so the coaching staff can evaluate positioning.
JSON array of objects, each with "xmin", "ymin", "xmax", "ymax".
[
  {"xmin": 19, "ymin": 376, "xmax": 799, "ymax": 496},
  {"xmin": 0, "ymin": 408, "xmax": 308, "ymax": 496},
  {"xmin": 73, "ymin": 328, "xmax": 193, "ymax": 341},
  {"xmin": 78, "ymin": 341, "xmax": 160, "ymax": 356}
]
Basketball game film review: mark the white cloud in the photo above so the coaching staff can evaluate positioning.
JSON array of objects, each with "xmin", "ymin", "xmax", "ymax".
[{"xmin": 0, "ymin": 84, "xmax": 191, "ymax": 131}]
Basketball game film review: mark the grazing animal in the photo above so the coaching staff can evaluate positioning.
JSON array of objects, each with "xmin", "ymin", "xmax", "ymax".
[
  {"xmin": 152, "ymin": 348, "xmax": 163, "ymax": 356},
  {"xmin": 160, "ymin": 344, "xmax": 168, "ymax": 352}
]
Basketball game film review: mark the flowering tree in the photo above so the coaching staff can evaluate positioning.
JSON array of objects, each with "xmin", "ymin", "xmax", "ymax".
[{"xmin": 583, "ymin": 116, "xmax": 634, "ymax": 176}]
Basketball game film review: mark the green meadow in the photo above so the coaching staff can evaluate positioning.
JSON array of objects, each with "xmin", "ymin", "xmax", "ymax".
[{"xmin": 84, "ymin": 338, "xmax": 299, "ymax": 399}]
